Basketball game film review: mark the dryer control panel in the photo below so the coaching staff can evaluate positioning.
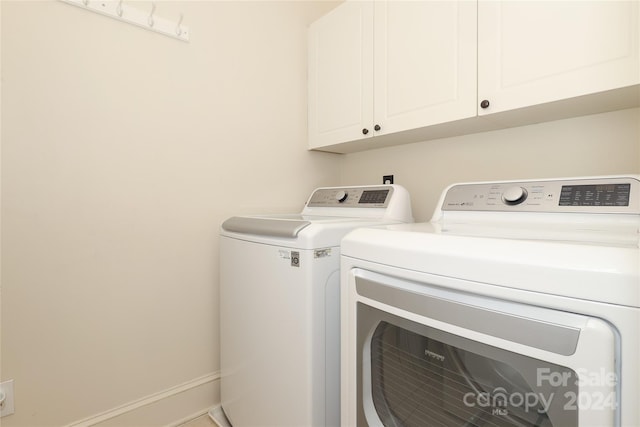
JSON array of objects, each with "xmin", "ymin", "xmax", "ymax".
[{"xmin": 441, "ymin": 176, "xmax": 640, "ymax": 213}]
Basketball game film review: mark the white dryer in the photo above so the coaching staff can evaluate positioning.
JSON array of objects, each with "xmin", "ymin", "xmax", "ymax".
[
  {"xmin": 214, "ymin": 185, "xmax": 413, "ymax": 427},
  {"xmin": 341, "ymin": 176, "xmax": 639, "ymax": 427}
]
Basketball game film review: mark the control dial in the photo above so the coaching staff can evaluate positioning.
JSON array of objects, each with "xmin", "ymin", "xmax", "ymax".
[
  {"xmin": 335, "ymin": 190, "xmax": 348, "ymax": 203},
  {"xmin": 502, "ymin": 186, "xmax": 528, "ymax": 205}
]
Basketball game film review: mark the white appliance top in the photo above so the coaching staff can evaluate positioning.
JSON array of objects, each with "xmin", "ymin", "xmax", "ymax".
[
  {"xmin": 220, "ymin": 184, "xmax": 413, "ymax": 248},
  {"xmin": 341, "ymin": 175, "xmax": 640, "ymax": 307}
]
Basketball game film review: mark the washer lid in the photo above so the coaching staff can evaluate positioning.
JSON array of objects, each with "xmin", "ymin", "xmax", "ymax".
[{"xmin": 222, "ymin": 216, "xmax": 311, "ymax": 238}]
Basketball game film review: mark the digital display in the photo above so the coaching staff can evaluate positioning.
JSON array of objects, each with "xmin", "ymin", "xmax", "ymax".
[
  {"xmin": 559, "ymin": 184, "xmax": 631, "ymax": 207},
  {"xmin": 359, "ymin": 189, "xmax": 389, "ymax": 204}
]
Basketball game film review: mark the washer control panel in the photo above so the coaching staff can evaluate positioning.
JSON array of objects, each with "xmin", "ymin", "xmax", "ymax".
[
  {"xmin": 441, "ymin": 176, "xmax": 639, "ymax": 213},
  {"xmin": 307, "ymin": 186, "xmax": 393, "ymax": 208}
]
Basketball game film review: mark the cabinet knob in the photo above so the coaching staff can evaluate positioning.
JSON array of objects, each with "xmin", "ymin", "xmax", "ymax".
[
  {"xmin": 480, "ymin": 100, "xmax": 490, "ymax": 109},
  {"xmin": 362, "ymin": 128, "xmax": 369, "ymax": 135},
  {"xmin": 374, "ymin": 124, "xmax": 381, "ymax": 131}
]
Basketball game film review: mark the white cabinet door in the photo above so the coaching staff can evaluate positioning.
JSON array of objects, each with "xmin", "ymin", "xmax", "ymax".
[
  {"xmin": 308, "ymin": 0, "xmax": 476, "ymax": 151},
  {"xmin": 478, "ymin": 1, "xmax": 640, "ymax": 116},
  {"xmin": 308, "ymin": 1, "xmax": 374, "ymax": 149},
  {"xmin": 374, "ymin": 0, "xmax": 477, "ymax": 135}
]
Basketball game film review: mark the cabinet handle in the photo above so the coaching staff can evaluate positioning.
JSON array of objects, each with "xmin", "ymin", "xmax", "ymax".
[
  {"xmin": 374, "ymin": 124, "xmax": 381, "ymax": 131},
  {"xmin": 480, "ymin": 100, "xmax": 490, "ymax": 109},
  {"xmin": 362, "ymin": 128, "xmax": 369, "ymax": 135}
]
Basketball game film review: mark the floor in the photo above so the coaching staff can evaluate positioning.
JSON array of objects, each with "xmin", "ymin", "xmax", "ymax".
[{"xmin": 179, "ymin": 414, "xmax": 216, "ymax": 427}]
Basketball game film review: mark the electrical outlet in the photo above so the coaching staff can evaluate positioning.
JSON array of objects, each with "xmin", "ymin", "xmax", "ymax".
[
  {"xmin": 383, "ymin": 175, "xmax": 394, "ymax": 185},
  {"xmin": 0, "ymin": 379, "xmax": 15, "ymax": 417}
]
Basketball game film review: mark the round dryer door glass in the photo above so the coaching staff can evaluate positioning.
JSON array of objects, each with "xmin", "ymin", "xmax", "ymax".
[{"xmin": 369, "ymin": 321, "xmax": 576, "ymax": 427}]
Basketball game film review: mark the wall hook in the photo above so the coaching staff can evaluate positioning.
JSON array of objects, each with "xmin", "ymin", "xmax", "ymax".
[
  {"xmin": 60, "ymin": 0, "xmax": 189, "ymax": 42},
  {"xmin": 148, "ymin": 2, "xmax": 156, "ymax": 28},
  {"xmin": 116, "ymin": 0, "xmax": 123, "ymax": 17},
  {"xmin": 175, "ymin": 13, "xmax": 184, "ymax": 36}
]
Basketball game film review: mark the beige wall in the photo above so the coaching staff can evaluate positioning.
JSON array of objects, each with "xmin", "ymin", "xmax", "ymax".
[
  {"xmin": 340, "ymin": 108, "xmax": 640, "ymax": 221},
  {"xmin": 0, "ymin": 1, "xmax": 340, "ymax": 426}
]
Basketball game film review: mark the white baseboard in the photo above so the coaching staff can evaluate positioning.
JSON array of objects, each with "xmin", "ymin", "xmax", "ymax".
[
  {"xmin": 65, "ymin": 372, "xmax": 220, "ymax": 427},
  {"xmin": 208, "ymin": 405, "xmax": 232, "ymax": 427}
]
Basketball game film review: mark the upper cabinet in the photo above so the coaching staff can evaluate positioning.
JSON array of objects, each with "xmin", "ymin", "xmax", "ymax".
[
  {"xmin": 308, "ymin": 0, "xmax": 477, "ymax": 151},
  {"xmin": 478, "ymin": 1, "xmax": 640, "ymax": 117},
  {"xmin": 308, "ymin": 1, "xmax": 374, "ymax": 150},
  {"xmin": 374, "ymin": 1, "xmax": 477, "ymax": 137},
  {"xmin": 308, "ymin": 0, "xmax": 640, "ymax": 154}
]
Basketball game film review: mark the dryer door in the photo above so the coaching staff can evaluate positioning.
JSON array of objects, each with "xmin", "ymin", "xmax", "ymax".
[{"xmin": 349, "ymin": 270, "xmax": 618, "ymax": 427}]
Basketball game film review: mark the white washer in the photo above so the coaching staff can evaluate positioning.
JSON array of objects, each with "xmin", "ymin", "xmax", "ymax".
[
  {"xmin": 214, "ymin": 185, "xmax": 413, "ymax": 427},
  {"xmin": 341, "ymin": 176, "xmax": 639, "ymax": 427}
]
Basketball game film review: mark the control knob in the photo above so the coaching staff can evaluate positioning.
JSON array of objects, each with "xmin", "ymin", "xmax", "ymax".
[
  {"xmin": 335, "ymin": 190, "xmax": 348, "ymax": 203},
  {"xmin": 502, "ymin": 186, "xmax": 528, "ymax": 205}
]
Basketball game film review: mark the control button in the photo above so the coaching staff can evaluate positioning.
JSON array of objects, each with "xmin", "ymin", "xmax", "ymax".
[
  {"xmin": 335, "ymin": 190, "xmax": 348, "ymax": 203},
  {"xmin": 502, "ymin": 186, "xmax": 528, "ymax": 205}
]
